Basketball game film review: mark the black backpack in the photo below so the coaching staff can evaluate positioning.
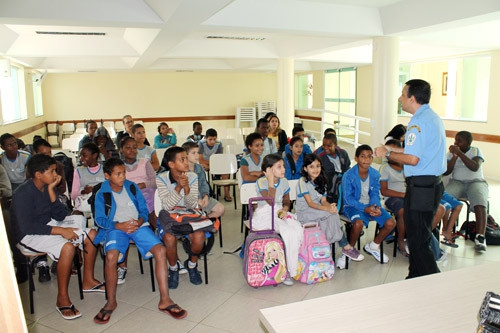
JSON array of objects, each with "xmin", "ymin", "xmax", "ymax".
[
  {"xmin": 53, "ymin": 152, "xmax": 75, "ymax": 194},
  {"xmin": 88, "ymin": 182, "xmax": 137, "ymax": 220},
  {"xmin": 326, "ymin": 172, "xmax": 343, "ymax": 209}
]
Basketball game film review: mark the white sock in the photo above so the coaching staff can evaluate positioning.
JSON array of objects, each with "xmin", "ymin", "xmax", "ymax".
[
  {"xmin": 369, "ymin": 241, "xmax": 379, "ymax": 250},
  {"xmin": 188, "ymin": 260, "xmax": 197, "ymax": 269},
  {"xmin": 169, "ymin": 263, "xmax": 178, "ymax": 271}
]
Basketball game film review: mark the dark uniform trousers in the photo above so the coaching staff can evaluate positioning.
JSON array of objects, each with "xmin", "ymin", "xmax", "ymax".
[{"xmin": 404, "ymin": 175, "xmax": 444, "ymax": 278}]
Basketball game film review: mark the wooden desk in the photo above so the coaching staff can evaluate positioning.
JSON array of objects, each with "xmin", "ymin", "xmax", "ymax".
[{"xmin": 260, "ymin": 263, "xmax": 500, "ymax": 332}]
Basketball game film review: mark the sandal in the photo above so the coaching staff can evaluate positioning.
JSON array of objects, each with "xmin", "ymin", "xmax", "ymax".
[
  {"xmin": 397, "ymin": 245, "xmax": 409, "ymax": 257},
  {"xmin": 83, "ymin": 281, "xmax": 105, "ymax": 293},
  {"xmin": 93, "ymin": 308, "xmax": 114, "ymax": 324},
  {"xmin": 441, "ymin": 238, "xmax": 459, "ymax": 248},
  {"xmin": 56, "ymin": 304, "xmax": 81, "ymax": 320},
  {"xmin": 224, "ymin": 196, "xmax": 233, "ymax": 202},
  {"xmin": 159, "ymin": 304, "xmax": 187, "ymax": 320}
]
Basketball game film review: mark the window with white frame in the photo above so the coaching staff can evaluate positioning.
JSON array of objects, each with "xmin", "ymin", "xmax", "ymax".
[
  {"xmin": 0, "ymin": 65, "xmax": 27, "ymax": 124},
  {"xmin": 324, "ymin": 67, "xmax": 356, "ymax": 135}
]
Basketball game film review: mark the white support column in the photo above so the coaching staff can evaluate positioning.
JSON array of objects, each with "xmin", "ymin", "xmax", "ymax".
[
  {"xmin": 277, "ymin": 58, "xmax": 295, "ymax": 136},
  {"xmin": 371, "ymin": 36, "xmax": 400, "ymax": 148}
]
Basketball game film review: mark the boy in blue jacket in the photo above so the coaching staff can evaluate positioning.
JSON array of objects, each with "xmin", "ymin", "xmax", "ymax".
[
  {"xmin": 93, "ymin": 158, "xmax": 186, "ymax": 324},
  {"xmin": 342, "ymin": 145, "xmax": 395, "ymax": 263}
]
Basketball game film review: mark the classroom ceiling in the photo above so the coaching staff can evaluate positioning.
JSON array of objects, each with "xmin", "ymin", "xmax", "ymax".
[{"xmin": 1, "ymin": 0, "xmax": 500, "ymax": 73}]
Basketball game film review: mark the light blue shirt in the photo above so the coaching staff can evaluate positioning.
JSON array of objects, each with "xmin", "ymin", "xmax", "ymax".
[{"xmin": 403, "ymin": 104, "xmax": 446, "ymax": 177}]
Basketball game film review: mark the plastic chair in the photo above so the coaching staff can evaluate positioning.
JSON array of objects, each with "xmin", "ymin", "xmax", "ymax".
[
  {"xmin": 239, "ymin": 183, "xmax": 258, "ymax": 233},
  {"xmin": 17, "ymin": 247, "xmax": 83, "ymax": 314},
  {"xmin": 47, "ymin": 135, "xmax": 60, "ymax": 148},
  {"xmin": 61, "ymin": 122, "xmax": 75, "ymax": 138},
  {"xmin": 209, "ymin": 154, "xmax": 238, "ymax": 210},
  {"xmin": 61, "ymin": 137, "xmax": 80, "ymax": 153},
  {"xmin": 235, "ymin": 107, "xmax": 257, "ymax": 128},
  {"xmin": 47, "ymin": 123, "xmax": 59, "ymax": 136}
]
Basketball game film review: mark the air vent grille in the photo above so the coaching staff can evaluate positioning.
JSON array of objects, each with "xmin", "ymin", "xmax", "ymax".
[
  {"xmin": 36, "ymin": 31, "xmax": 106, "ymax": 36},
  {"xmin": 206, "ymin": 36, "xmax": 265, "ymax": 41}
]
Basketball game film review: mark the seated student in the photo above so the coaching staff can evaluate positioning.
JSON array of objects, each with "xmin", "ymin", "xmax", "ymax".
[
  {"xmin": 296, "ymin": 154, "xmax": 364, "ymax": 270},
  {"xmin": 379, "ymin": 139, "xmax": 409, "ymax": 257},
  {"xmin": 240, "ymin": 133, "xmax": 264, "ymax": 184},
  {"xmin": 342, "ymin": 144, "xmax": 396, "ymax": 263},
  {"xmin": 12, "ymin": 154, "xmax": 103, "ymax": 320},
  {"xmin": 267, "ymin": 114, "xmax": 288, "ymax": 154},
  {"xmin": 312, "ymin": 128, "xmax": 336, "ymax": 156},
  {"xmin": 439, "ymin": 192, "xmax": 463, "ymax": 248},
  {"xmin": 154, "ymin": 122, "xmax": 177, "ymax": 149},
  {"xmin": 284, "ymin": 137, "xmax": 306, "ymax": 180},
  {"xmin": 186, "ymin": 121, "xmax": 204, "ymax": 144},
  {"xmin": 198, "ymin": 128, "xmax": 232, "ymax": 201},
  {"xmin": 182, "ymin": 142, "xmax": 225, "ymax": 218},
  {"xmin": 132, "ymin": 124, "xmax": 160, "ymax": 171},
  {"xmin": 71, "ymin": 143, "xmax": 105, "ymax": 214},
  {"xmin": 255, "ymin": 118, "xmax": 277, "ymax": 158},
  {"xmin": 283, "ymin": 126, "xmax": 312, "ymax": 156},
  {"xmin": 115, "ymin": 115, "xmax": 150, "ymax": 147},
  {"xmin": 0, "ymin": 133, "xmax": 31, "ymax": 192},
  {"xmin": 252, "ymin": 154, "xmax": 303, "ymax": 285},
  {"xmin": 94, "ymin": 126, "xmax": 119, "ymax": 163},
  {"xmin": 79, "ymin": 120, "xmax": 98, "ymax": 150},
  {"xmin": 156, "ymin": 147, "xmax": 206, "ymax": 287},
  {"xmin": 93, "ymin": 158, "xmax": 186, "ymax": 324},
  {"xmin": 444, "ymin": 130, "xmax": 489, "ymax": 252}
]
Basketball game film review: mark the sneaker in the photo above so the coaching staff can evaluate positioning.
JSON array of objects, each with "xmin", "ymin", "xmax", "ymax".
[
  {"xmin": 184, "ymin": 260, "xmax": 202, "ymax": 285},
  {"xmin": 283, "ymin": 277, "xmax": 294, "ymax": 286},
  {"xmin": 342, "ymin": 247, "xmax": 364, "ymax": 262},
  {"xmin": 336, "ymin": 254, "xmax": 347, "ymax": 270},
  {"xmin": 363, "ymin": 243, "xmax": 389, "ymax": 263},
  {"xmin": 177, "ymin": 259, "xmax": 188, "ymax": 275},
  {"xmin": 50, "ymin": 261, "xmax": 58, "ymax": 275},
  {"xmin": 117, "ymin": 267, "xmax": 127, "ymax": 285},
  {"xmin": 475, "ymin": 234, "xmax": 487, "ymax": 252},
  {"xmin": 37, "ymin": 261, "xmax": 51, "ymax": 282},
  {"xmin": 168, "ymin": 267, "xmax": 179, "ymax": 289}
]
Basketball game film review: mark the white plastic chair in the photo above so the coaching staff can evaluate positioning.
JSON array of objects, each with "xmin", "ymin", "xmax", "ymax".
[
  {"xmin": 242, "ymin": 127, "xmax": 255, "ymax": 137},
  {"xmin": 288, "ymin": 179, "xmax": 299, "ymax": 201},
  {"xmin": 61, "ymin": 137, "xmax": 80, "ymax": 153},
  {"xmin": 74, "ymin": 128, "xmax": 86, "ymax": 135},
  {"xmin": 114, "ymin": 121, "xmax": 124, "ymax": 131},
  {"xmin": 47, "ymin": 123, "xmax": 59, "ymax": 136},
  {"xmin": 239, "ymin": 183, "xmax": 259, "ymax": 232},
  {"xmin": 225, "ymin": 144, "xmax": 245, "ymax": 155},
  {"xmin": 61, "ymin": 123, "xmax": 75, "ymax": 138},
  {"xmin": 209, "ymin": 154, "xmax": 239, "ymax": 210},
  {"xmin": 102, "ymin": 121, "xmax": 114, "ymax": 129},
  {"xmin": 235, "ymin": 107, "xmax": 256, "ymax": 128},
  {"xmin": 47, "ymin": 135, "xmax": 60, "ymax": 148}
]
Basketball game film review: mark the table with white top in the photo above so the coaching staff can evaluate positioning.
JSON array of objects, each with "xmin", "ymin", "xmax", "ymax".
[{"xmin": 260, "ymin": 262, "xmax": 500, "ymax": 332}]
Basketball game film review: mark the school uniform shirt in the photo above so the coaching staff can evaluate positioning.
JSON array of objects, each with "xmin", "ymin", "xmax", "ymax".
[
  {"xmin": 71, "ymin": 165, "xmax": 105, "ymax": 201},
  {"xmin": 283, "ymin": 142, "xmax": 312, "ymax": 156},
  {"xmin": 137, "ymin": 145, "xmax": 156, "ymax": 161},
  {"xmin": 240, "ymin": 154, "xmax": 262, "ymax": 184},
  {"xmin": 404, "ymin": 104, "xmax": 446, "ymax": 177},
  {"xmin": 124, "ymin": 158, "xmax": 156, "ymax": 188},
  {"xmin": 262, "ymin": 137, "xmax": 277, "ymax": 158},
  {"xmin": 156, "ymin": 170, "xmax": 198, "ymax": 211},
  {"xmin": 341, "ymin": 164, "xmax": 382, "ymax": 212},
  {"xmin": 0, "ymin": 164, "xmax": 13, "ymax": 198},
  {"xmin": 186, "ymin": 134, "xmax": 204, "ymax": 144},
  {"xmin": 198, "ymin": 140, "xmax": 223, "ymax": 162},
  {"xmin": 11, "ymin": 179, "xmax": 68, "ymax": 242},
  {"xmin": 296, "ymin": 176, "xmax": 326, "ymax": 216},
  {"xmin": 255, "ymin": 176, "xmax": 290, "ymax": 208},
  {"xmin": 447, "ymin": 146, "xmax": 485, "ymax": 181},
  {"xmin": 379, "ymin": 164, "xmax": 406, "ymax": 194},
  {"xmin": 0, "ymin": 150, "xmax": 31, "ymax": 190},
  {"xmin": 284, "ymin": 153, "xmax": 305, "ymax": 180}
]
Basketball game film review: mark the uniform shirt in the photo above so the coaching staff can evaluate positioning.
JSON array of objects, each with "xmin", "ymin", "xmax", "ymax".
[
  {"xmin": 0, "ymin": 164, "xmax": 13, "ymax": 198},
  {"xmin": 262, "ymin": 137, "xmax": 277, "ymax": 157},
  {"xmin": 137, "ymin": 145, "xmax": 156, "ymax": 161},
  {"xmin": 296, "ymin": 176, "xmax": 325, "ymax": 216},
  {"xmin": 112, "ymin": 188, "xmax": 139, "ymax": 222},
  {"xmin": 447, "ymin": 146, "xmax": 485, "ymax": 182},
  {"xmin": 198, "ymin": 140, "xmax": 223, "ymax": 162},
  {"xmin": 380, "ymin": 163, "xmax": 406, "ymax": 194},
  {"xmin": 0, "ymin": 150, "xmax": 31, "ymax": 188},
  {"xmin": 71, "ymin": 165, "xmax": 105, "ymax": 200},
  {"xmin": 240, "ymin": 154, "xmax": 262, "ymax": 184},
  {"xmin": 404, "ymin": 104, "xmax": 446, "ymax": 177},
  {"xmin": 124, "ymin": 158, "xmax": 156, "ymax": 188},
  {"xmin": 255, "ymin": 176, "xmax": 290, "ymax": 208}
]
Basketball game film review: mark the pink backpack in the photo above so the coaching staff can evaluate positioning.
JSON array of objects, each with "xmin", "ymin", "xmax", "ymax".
[
  {"xmin": 294, "ymin": 223, "xmax": 335, "ymax": 284},
  {"xmin": 243, "ymin": 197, "xmax": 287, "ymax": 288}
]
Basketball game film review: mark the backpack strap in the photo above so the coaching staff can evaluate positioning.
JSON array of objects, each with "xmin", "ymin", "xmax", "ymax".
[
  {"xmin": 285, "ymin": 153, "xmax": 296, "ymax": 175},
  {"xmin": 102, "ymin": 183, "xmax": 137, "ymax": 217}
]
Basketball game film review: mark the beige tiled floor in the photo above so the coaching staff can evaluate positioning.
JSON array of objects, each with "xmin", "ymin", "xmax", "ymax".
[{"xmin": 21, "ymin": 179, "xmax": 500, "ymax": 333}]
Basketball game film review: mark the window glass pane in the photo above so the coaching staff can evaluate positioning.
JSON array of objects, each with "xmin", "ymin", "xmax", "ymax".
[{"xmin": 0, "ymin": 66, "xmax": 27, "ymax": 124}]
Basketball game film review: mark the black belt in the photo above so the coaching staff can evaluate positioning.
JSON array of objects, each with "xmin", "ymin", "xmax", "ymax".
[{"xmin": 406, "ymin": 175, "xmax": 442, "ymax": 186}]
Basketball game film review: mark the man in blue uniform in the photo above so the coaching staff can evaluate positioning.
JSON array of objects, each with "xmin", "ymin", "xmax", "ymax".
[{"xmin": 375, "ymin": 79, "xmax": 446, "ymax": 278}]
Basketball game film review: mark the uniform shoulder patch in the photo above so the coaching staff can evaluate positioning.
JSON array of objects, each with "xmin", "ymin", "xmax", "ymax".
[{"xmin": 407, "ymin": 132, "xmax": 417, "ymax": 146}]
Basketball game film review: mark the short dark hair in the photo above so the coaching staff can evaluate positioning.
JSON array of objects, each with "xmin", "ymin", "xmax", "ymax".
[
  {"xmin": 33, "ymin": 138, "xmax": 51, "ymax": 153},
  {"xmin": 131, "ymin": 123, "xmax": 144, "ymax": 134},
  {"xmin": 323, "ymin": 133, "xmax": 337, "ymax": 145},
  {"xmin": 81, "ymin": 142, "xmax": 99, "ymax": 155},
  {"xmin": 181, "ymin": 141, "xmax": 198, "ymax": 152},
  {"xmin": 162, "ymin": 146, "xmax": 185, "ymax": 170},
  {"xmin": 292, "ymin": 126, "xmax": 304, "ymax": 136},
  {"xmin": 385, "ymin": 139, "xmax": 402, "ymax": 148},
  {"xmin": 157, "ymin": 122, "xmax": 168, "ymax": 134},
  {"xmin": 406, "ymin": 79, "xmax": 431, "ymax": 105},
  {"xmin": 0, "ymin": 133, "xmax": 15, "ymax": 147},
  {"xmin": 27, "ymin": 154, "xmax": 56, "ymax": 176},
  {"xmin": 103, "ymin": 157, "xmax": 124, "ymax": 175},
  {"xmin": 456, "ymin": 131, "xmax": 473, "ymax": 145},
  {"xmin": 120, "ymin": 136, "xmax": 136, "ymax": 149},
  {"xmin": 256, "ymin": 118, "xmax": 269, "ymax": 129},
  {"xmin": 245, "ymin": 132, "xmax": 262, "ymax": 149},
  {"xmin": 86, "ymin": 120, "xmax": 97, "ymax": 129},
  {"xmin": 355, "ymin": 144, "xmax": 373, "ymax": 157},
  {"xmin": 261, "ymin": 153, "xmax": 283, "ymax": 172},
  {"xmin": 289, "ymin": 136, "xmax": 303, "ymax": 147},
  {"xmin": 193, "ymin": 121, "xmax": 201, "ymax": 129},
  {"xmin": 324, "ymin": 128, "xmax": 336, "ymax": 136},
  {"xmin": 32, "ymin": 135, "xmax": 42, "ymax": 143},
  {"xmin": 205, "ymin": 128, "xmax": 217, "ymax": 138}
]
